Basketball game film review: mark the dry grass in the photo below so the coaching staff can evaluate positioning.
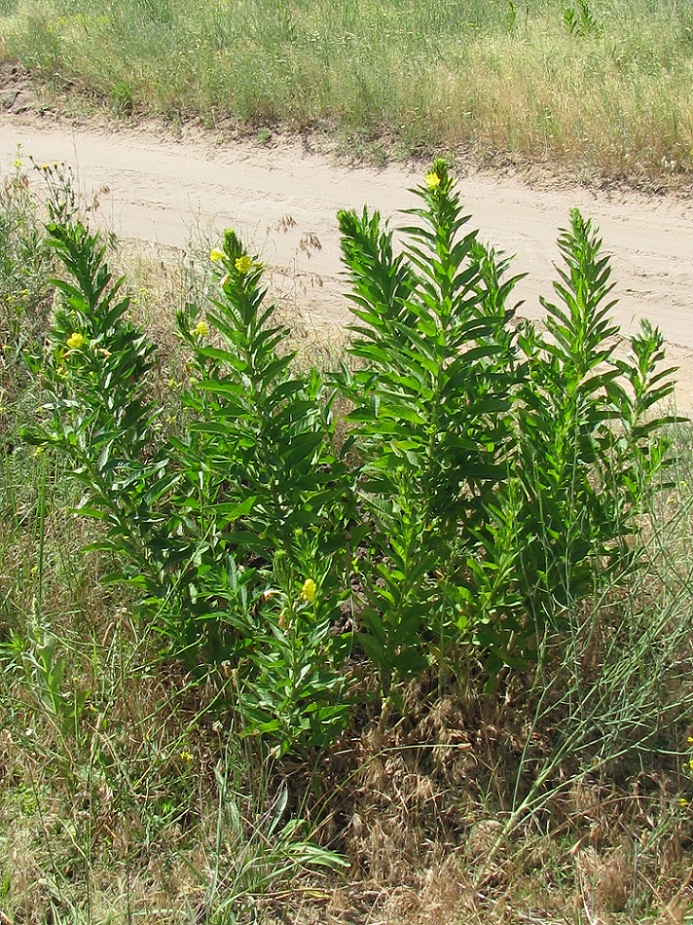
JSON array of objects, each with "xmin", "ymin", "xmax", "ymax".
[
  {"xmin": 2, "ymin": 0, "xmax": 693, "ymax": 185},
  {"xmin": 3, "ymin": 456, "xmax": 693, "ymax": 922}
]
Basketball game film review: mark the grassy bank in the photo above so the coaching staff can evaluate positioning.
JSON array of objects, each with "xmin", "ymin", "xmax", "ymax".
[
  {"xmin": 1, "ymin": 0, "xmax": 693, "ymax": 181},
  {"xmin": 2, "ymin": 154, "xmax": 693, "ymax": 923}
]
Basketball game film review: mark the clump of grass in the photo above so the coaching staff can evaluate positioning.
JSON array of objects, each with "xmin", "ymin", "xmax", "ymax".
[
  {"xmin": 0, "ymin": 157, "xmax": 54, "ymax": 435},
  {"xmin": 3, "ymin": 0, "xmax": 693, "ymax": 182}
]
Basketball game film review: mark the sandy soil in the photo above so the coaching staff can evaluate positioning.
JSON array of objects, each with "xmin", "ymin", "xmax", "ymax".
[{"xmin": 2, "ymin": 109, "xmax": 693, "ymax": 410}]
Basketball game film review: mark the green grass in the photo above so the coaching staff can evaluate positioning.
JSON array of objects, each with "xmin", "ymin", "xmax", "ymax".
[{"xmin": 2, "ymin": 0, "xmax": 693, "ymax": 181}]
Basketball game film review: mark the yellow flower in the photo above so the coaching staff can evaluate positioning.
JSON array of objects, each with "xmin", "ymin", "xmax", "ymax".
[
  {"xmin": 66, "ymin": 332, "xmax": 85, "ymax": 350},
  {"xmin": 194, "ymin": 320, "xmax": 208, "ymax": 337},
  {"xmin": 680, "ymin": 797, "xmax": 689, "ymax": 807},
  {"xmin": 425, "ymin": 171, "xmax": 441, "ymax": 190},
  {"xmin": 688, "ymin": 758, "xmax": 693, "ymax": 770},
  {"xmin": 210, "ymin": 247, "xmax": 225, "ymax": 262},
  {"xmin": 300, "ymin": 578, "xmax": 317, "ymax": 603},
  {"xmin": 235, "ymin": 255, "xmax": 253, "ymax": 274},
  {"xmin": 180, "ymin": 750, "xmax": 193, "ymax": 762}
]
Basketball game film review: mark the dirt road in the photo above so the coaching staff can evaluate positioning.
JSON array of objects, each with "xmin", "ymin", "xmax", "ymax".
[{"xmin": 2, "ymin": 111, "xmax": 693, "ymax": 409}]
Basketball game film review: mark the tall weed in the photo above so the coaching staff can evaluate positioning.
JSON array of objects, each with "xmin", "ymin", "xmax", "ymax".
[
  {"xmin": 337, "ymin": 160, "xmax": 523, "ymax": 696},
  {"xmin": 23, "ymin": 162, "xmax": 680, "ymax": 754},
  {"xmin": 514, "ymin": 210, "xmax": 678, "ymax": 656}
]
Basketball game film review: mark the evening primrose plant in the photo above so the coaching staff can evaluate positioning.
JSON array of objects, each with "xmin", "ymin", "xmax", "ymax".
[
  {"xmin": 23, "ymin": 161, "xmax": 680, "ymax": 754},
  {"xmin": 24, "ymin": 219, "xmax": 166, "ymax": 601},
  {"xmin": 514, "ymin": 211, "xmax": 679, "ymax": 658},
  {"xmin": 168, "ymin": 231, "xmax": 354, "ymax": 750},
  {"xmin": 337, "ymin": 157, "xmax": 524, "ymax": 690}
]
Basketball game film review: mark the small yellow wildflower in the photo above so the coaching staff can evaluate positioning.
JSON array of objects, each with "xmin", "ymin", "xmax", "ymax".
[
  {"xmin": 687, "ymin": 736, "xmax": 693, "ymax": 744},
  {"xmin": 235, "ymin": 255, "xmax": 253, "ymax": 274},
  {"xmin": 210, "ymin": 247, "xmax": 225, "ymax": 262},
  {"xmin": 680, "ymin": 797, "xmax": 689, "ymax": 807},
  {"xmin": 13, "ymin": 158, "xmax": 21, "ymax": 169},
  {"xmin": 425, "ymin": 171, "xmax": 441, "ymax": 190},
  {"xmin": 300, "ymin": 578, "xmax": 317, "ymax": 603},
  {"xmin": 688, "ymin": 758, "xmax": 693, "ymax": 770},
  {"xmin": 66, "ymin": 332, "xmax": 85, "ymax": 350},
  {"xmin": 194, "ymin": 320, "xmax": 208, "ymax": 337},
  {"xmin": 180, "ymin": 750, "xmax": 193, "ymax": 762}
]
